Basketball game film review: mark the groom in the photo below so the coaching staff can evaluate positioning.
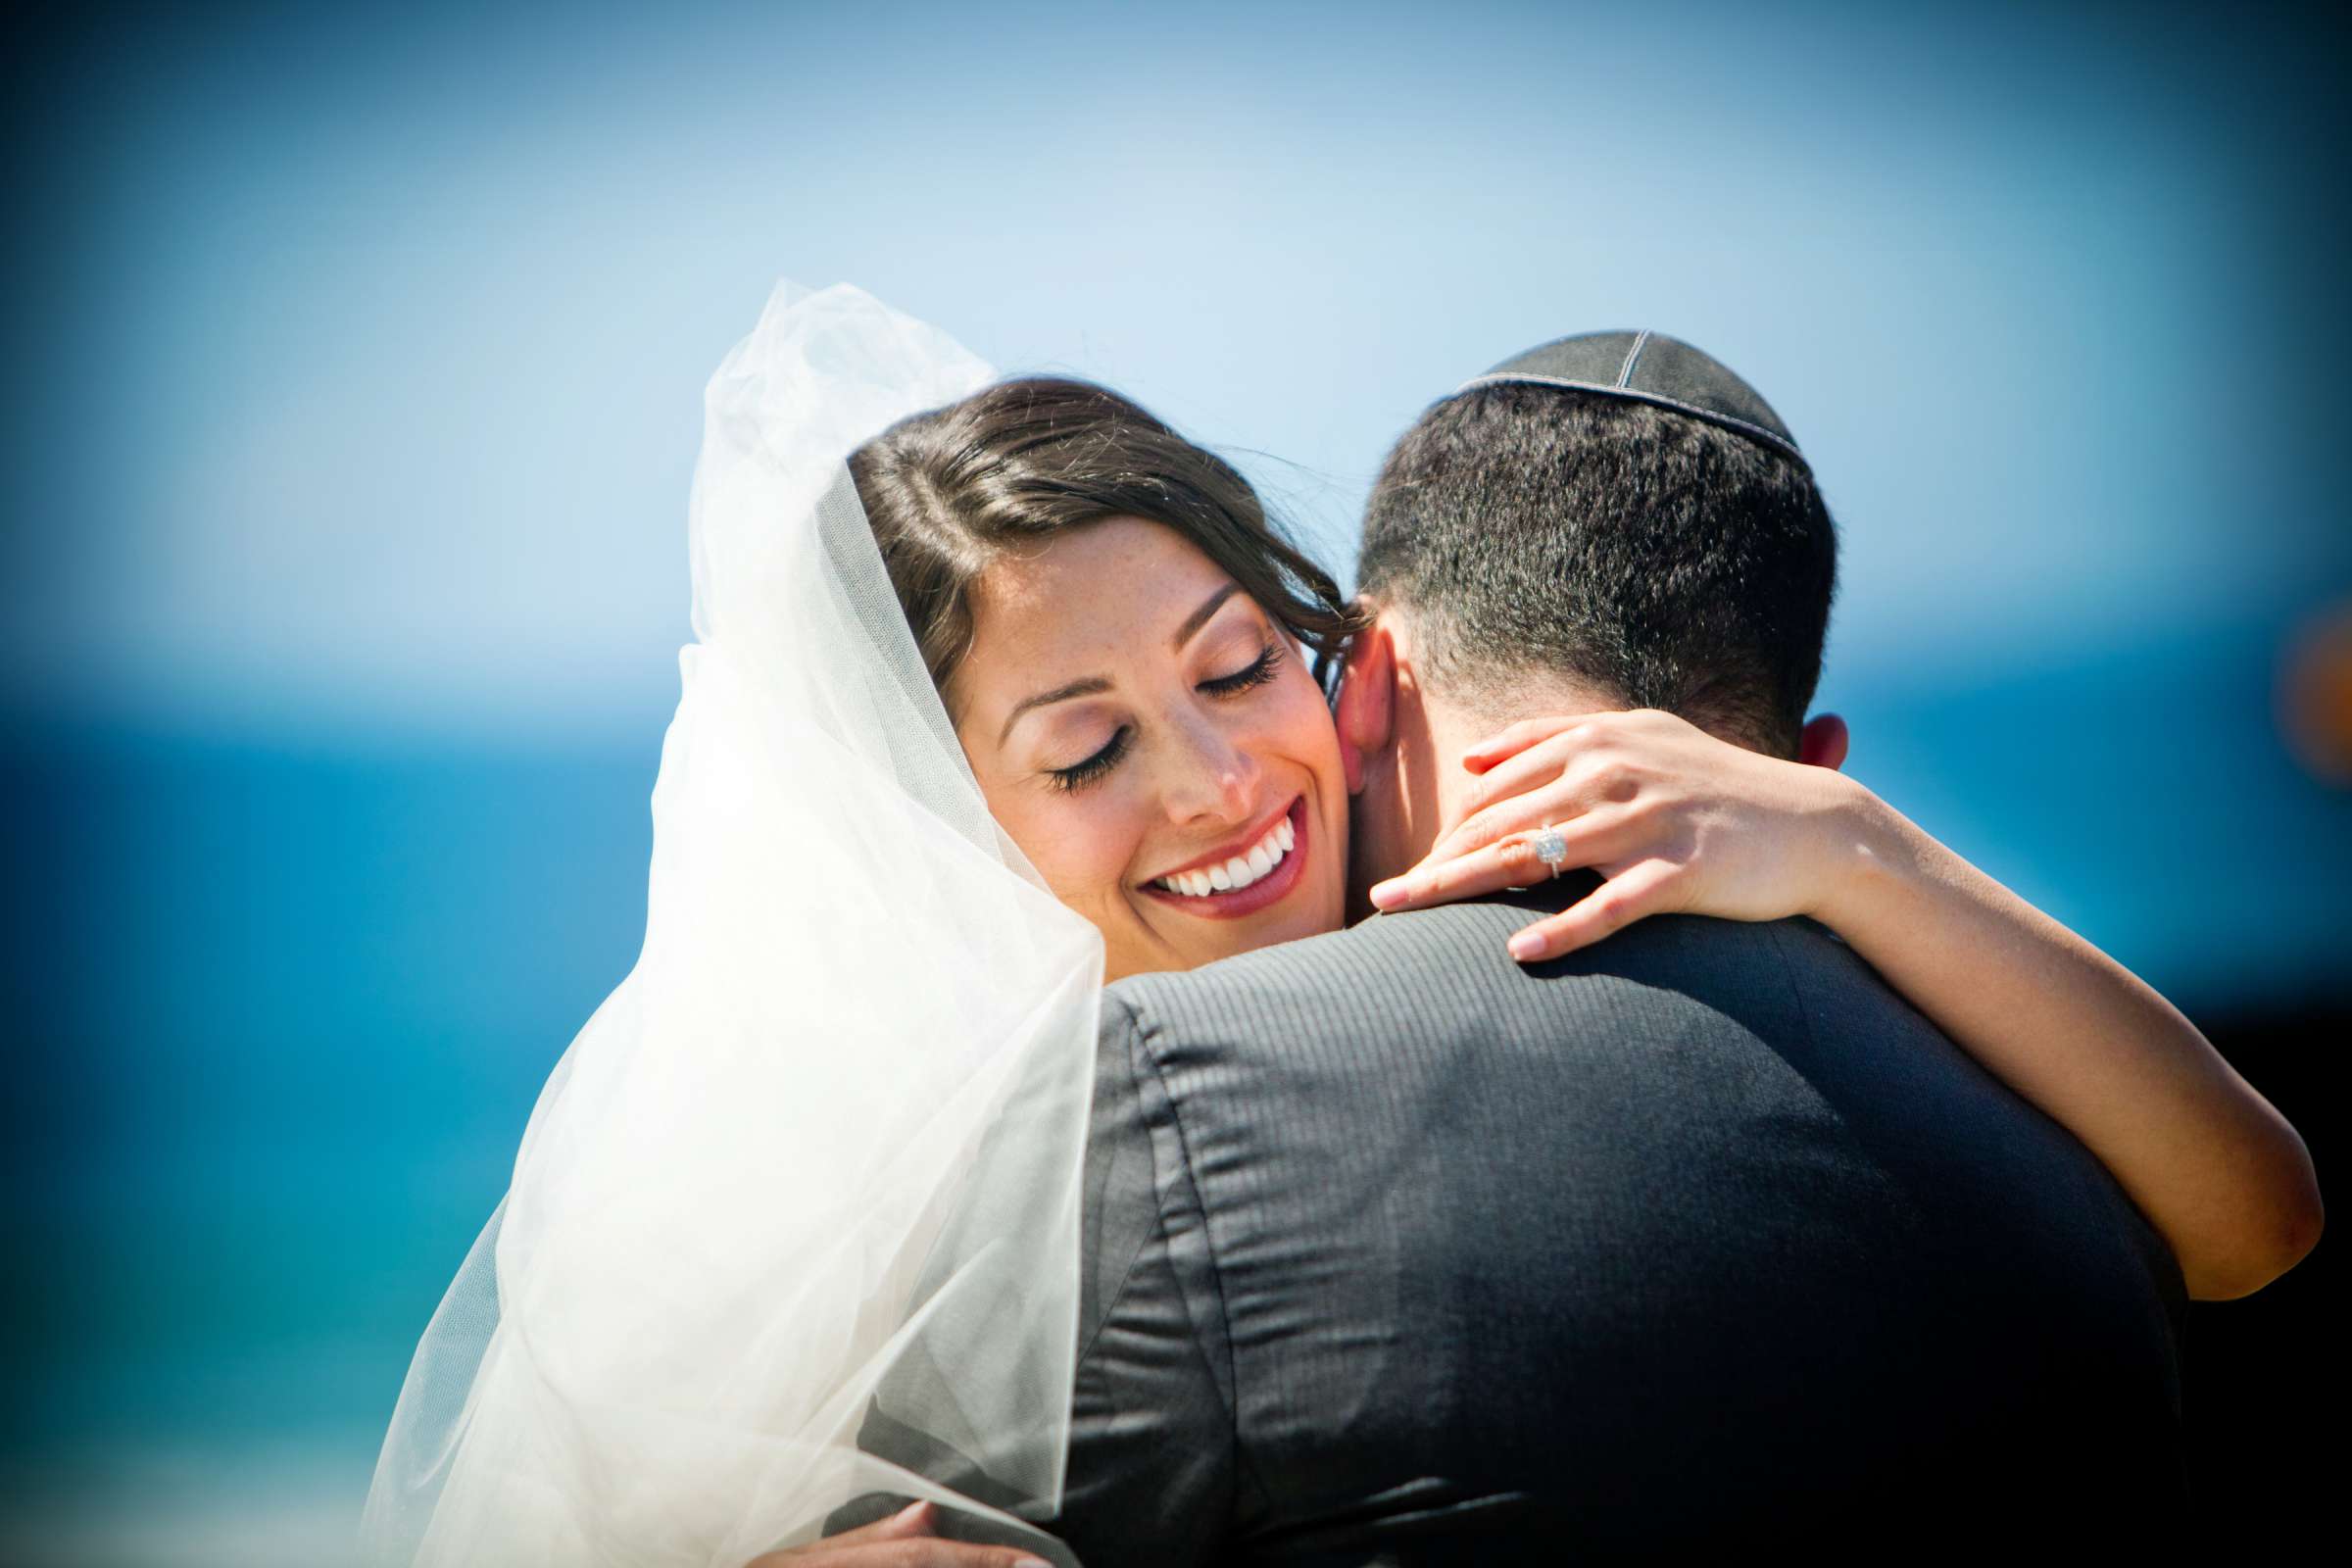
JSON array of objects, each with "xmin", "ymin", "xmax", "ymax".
[
  {"xmin": 1036, "ymin": 333, "xmax": 2187, "ymax": 1560},
  {"xmin": 796, "ymin": 333, "xmax": 2187, "ymax": 1564}
]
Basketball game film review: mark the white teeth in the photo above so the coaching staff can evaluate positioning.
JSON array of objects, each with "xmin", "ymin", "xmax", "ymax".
[{"xmin": 1155, "ymin": 809, "xmax": 1298, "ymax": 899}]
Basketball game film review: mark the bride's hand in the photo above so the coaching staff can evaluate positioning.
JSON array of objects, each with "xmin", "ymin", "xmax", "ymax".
[
  {"xmin": 746, "ymin": 1500, "xmax": 1053, "ymax": 1568},
  {"xmin": 1366, "ymin": 709, "xmax": 1864, "ymax": 962}
]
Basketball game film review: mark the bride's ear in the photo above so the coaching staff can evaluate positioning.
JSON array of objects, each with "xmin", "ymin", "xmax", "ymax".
[
  {"xmin": 1798, "ymin": 711, "xmax": 1849, "ymax": 771},
  {"xmin": 1335, "ymin": 624, "xmax": 1397, "ymax": 795}
]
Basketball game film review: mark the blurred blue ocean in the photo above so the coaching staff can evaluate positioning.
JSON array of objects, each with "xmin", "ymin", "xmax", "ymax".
[{"xmin": 4, "ymin": 2, "xmax": 2348, "ymax": 1562}]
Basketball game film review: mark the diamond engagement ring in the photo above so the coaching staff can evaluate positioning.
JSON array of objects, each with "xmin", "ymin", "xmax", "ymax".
[{"xmin": 1531, "ymin": 823, "xmax": 1570, "ymax": 877}]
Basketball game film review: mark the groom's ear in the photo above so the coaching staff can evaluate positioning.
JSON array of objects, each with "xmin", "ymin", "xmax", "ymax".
[
  {"xmin": 1334, "ymin": 621, "xmax": 1397, "ymax": 796},
  {"xmin": 1798, "ymin": 711, "xmax": 1849, "ymax": 771}
]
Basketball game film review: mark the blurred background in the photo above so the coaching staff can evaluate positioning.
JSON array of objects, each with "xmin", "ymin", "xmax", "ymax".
[{"xmin": 3, "ymin": 1, "xmax": 2344, "ymax": 1561}]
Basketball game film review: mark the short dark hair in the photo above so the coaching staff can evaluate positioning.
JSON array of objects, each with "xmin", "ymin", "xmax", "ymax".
[
  {"xmin": 849, "ymin": 377, "xmax": 1360, "ymax": 704},
  {"xmin": 1357, "ymin": 383, "xmax": 1838, "ymax": 757}
]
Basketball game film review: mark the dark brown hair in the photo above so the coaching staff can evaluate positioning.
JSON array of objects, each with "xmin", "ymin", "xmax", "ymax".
[
  {"xmin": 1360, "ymin": 385, "xmax": 1838, "ymax": 758},
  {"xmin": 847, "ymin": 377, "xmax": 1359, "ymax": 704}
]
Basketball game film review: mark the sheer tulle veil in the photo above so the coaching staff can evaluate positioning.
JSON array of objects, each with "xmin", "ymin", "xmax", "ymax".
[{"xmin": 361, "ymin": 284, "xmax": 1104, "ymax": 1565}]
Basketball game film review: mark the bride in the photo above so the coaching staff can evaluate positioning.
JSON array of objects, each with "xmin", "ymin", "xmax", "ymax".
[{"xmin": 362, "ymin": 284, "xmax": 2319, "ymax": 1566}]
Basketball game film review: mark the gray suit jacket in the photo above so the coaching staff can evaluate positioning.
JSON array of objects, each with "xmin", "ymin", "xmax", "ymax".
[{"xmin": 1049, "ymin": 877, "xmax": 2185, "ymax": 1563}]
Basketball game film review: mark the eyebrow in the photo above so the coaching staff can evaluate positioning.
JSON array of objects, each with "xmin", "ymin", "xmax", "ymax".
[
  {"xmin": 1171, "ymin": 583, "xmax": 1241, "ymax": 650},
  {"xmin": 996, "ymin": 584, "xmax": 1244, "ymax": 745},
  {"xmin": 998, "ymin": 675, "xmax": 1113, "ymax": 744}
]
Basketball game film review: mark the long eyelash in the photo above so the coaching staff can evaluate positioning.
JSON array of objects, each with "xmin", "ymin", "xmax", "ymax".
[
  {"xmin": 1044, "ymin": 643, "xmax": 1278, "ymax": 794},
  {"xmin": 1047, "ymin": 725, "xmax": 1130, "ymax": 793},
  {"xmin": 1200, "ymin": 640, "xmax": 1284, "ymax": 698}
]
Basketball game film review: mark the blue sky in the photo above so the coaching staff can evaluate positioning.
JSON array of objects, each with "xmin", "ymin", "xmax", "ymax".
[{"xmin": 9, "ymin": 0, "xmax": 2345, "ymax": 743}]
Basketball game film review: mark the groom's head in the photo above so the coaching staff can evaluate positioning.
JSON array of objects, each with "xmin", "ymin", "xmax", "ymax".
[{"xmin": 1338, "ymin": 331, "xmax": 1840, "ymax": 895}]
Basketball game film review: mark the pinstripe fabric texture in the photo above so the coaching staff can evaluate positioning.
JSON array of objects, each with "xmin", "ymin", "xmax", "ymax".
[{"xmin": 1049, "ymin": 878, "xmax": 2186, "ymax": 1564}]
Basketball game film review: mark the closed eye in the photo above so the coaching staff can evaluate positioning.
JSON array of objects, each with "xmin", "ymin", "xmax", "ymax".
[
  {"xmin": 1200, "ymin": 640, "xmax": 1283, "ymax": 698},
  {"xmin": 1044, "ymin": 642, "xmax": 1276, "ymax": 792},
  {"xmin": 1046, "ymin": 725, "xmax": 1131, "ymax": 793}
]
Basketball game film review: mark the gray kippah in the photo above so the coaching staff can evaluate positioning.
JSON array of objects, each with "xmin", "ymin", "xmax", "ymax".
[{"xmin": 1457, "ymin": 329, "xmax": 1806, "ymax": 468}]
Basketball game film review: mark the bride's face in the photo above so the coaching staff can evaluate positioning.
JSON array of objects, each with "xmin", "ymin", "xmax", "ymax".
[{"xmin": 951, "ymin": 516, "xmax": 1349, "ymax": 981}]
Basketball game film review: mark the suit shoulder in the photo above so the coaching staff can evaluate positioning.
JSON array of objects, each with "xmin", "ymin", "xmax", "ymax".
[
  {"xmin": 1105, "ymin": 905, "xmax": 1492, "ymax": 1033},
  {"xmin": 1104, "ymin": 897, "xmax": 1678, "ymax": 1054},
  {"xmin": 1105, "ymin": 897, "xmax": 1923, "ymax": 1069}
]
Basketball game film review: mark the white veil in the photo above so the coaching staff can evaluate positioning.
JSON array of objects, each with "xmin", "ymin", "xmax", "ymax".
[{"xmin": 361, "ymin": 283, "xmax": 1104, "ymax": 1566}]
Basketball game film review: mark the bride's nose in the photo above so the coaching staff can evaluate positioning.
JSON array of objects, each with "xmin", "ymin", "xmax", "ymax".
[{"xmin": 1159, "ymin": 715, "xmax": 1261, "ymax": 827}]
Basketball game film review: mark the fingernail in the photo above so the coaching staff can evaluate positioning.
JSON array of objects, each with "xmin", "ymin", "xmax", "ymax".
[
  {"xmin": 1369, "ymin": 879, "xmax": 1408, "ymax": 910},
  {"xmin": 1508, "ymin": 931, "xmax": 1545, "ymax": 961},
  {"xmin": 1014, "ymin": 1558, "xmax": 1054, "ymax": 1568}
]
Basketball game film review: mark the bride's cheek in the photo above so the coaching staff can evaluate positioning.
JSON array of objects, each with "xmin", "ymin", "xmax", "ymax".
[{"xmin": 1055, "ymin": 798, "xmax": 1141, "ymax": 921}]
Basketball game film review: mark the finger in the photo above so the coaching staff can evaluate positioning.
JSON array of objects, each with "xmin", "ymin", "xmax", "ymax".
[
  {"xmin": 769, "ymin": 1540, "xmax": 1052, "ymax": 1568},
  {"xmin": 864, "ymin": 1501, "xmax": 938, "ymax": 1541},
  {"xmin": 1438, "ymin": 731, "xmax": 1634, "ymax": 862},
  {"xmin": 834, "ymin": 1501, "xmax": 942, "ymax": 1546},
  {"xmin": 1506, "ymin": 858, "xmax": 1682, "ymax": 962},
  {"xmin": 1372, "ymin": 811, "xmax": 1641, "ymax": 912},
  {"xmin": 1446, "ymin": 742, "xmax": 1583, "ymax": 849},
  {"xmin": 1429, "ymin": 782, "xmax": 1600, "ymax": 873},
  {"xmin": 751, "ymin": 1502, "xmax": 939, "ymax": 1561},
  {"xmin": 1460, "ymin": 712, "xmax": 1602, "ymax": 774},
  {"xmin": 1428, "ymin": 734, "xmax": 1646, "ymax": 869},
  {"xmin": 859, "ymin": 1544, "xmax": 1054, "ymax": 1568}
]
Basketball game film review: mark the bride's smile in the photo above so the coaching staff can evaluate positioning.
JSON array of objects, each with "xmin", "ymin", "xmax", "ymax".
[
  {"xmin": 1140, "ymin": 794, "xmax": 1304, "ymax": 908},
  {"xmin": 948, "ymin": 515, "xmax": 1348, "ymax": 979}
]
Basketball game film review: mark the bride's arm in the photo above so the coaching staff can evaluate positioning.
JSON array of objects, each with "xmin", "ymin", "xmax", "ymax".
[{"xmin": 1368, "ymin": 709, "xmax": 2323, "ymax": 1302}]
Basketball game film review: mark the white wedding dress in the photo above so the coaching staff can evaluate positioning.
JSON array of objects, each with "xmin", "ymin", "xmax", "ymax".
[{"xmin": 361, "ymin": 284, "xmax": 1105, "ymax": 1566}]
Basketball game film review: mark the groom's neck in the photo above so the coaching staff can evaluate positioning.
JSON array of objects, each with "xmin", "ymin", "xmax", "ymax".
[
  {"xmin": 1367, "ymin": 662, "xmax": 1625, "ymax": 886},
  {"xmin": 1401, "ymin": 692, "xmax": 1499, "ymax": 847}
]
